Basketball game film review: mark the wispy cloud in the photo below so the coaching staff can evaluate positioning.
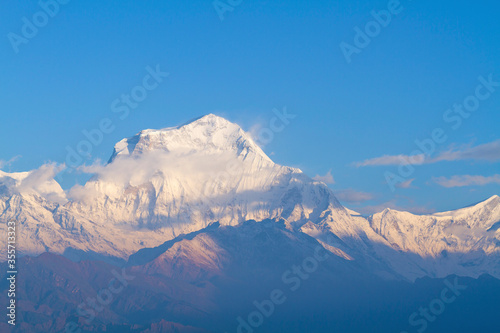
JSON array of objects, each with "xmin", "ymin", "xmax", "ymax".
[
  {"xmin": 434, "ymin": 174, "xmax": 500, "ymax": 188},
  {"xmin": 430, "ymin": 140, "xmax": 500, "ymax": 163},
  {"xmin": 396, "ymin": 178, "xmax": 415, "ymax": 189},
  {"xmin": 334, "ymin": 189, "xmax": 374, "ymax": 203},
  {"xmin": 354, "ymin": 154, "xmax": 425, "ymax": 167},
  {"xmin": 312, "ymin": 170, "xmax": 335, "ymax": 184},
  {"xmin": 0, "ymin": 155, "xmax": 21, "ymax": 170},
  {"xmin": 354, "ymin": 139, "xmax": 500, "ymax": 167}
]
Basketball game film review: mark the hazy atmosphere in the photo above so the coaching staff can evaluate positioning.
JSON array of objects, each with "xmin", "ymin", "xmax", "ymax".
[{"xmin": 1, "ymin": 1, "xmax": 499, "ymax": 333}]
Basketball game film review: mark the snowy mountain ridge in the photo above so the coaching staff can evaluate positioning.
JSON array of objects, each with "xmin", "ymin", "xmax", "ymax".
[{"xmin": 0, "ymin": 114, "xmax": 499, "ymax": 281}]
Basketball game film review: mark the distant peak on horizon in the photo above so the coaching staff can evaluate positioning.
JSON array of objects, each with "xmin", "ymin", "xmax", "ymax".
[{"xmin": 373, "ymin": 194, "xmax": 500, "ymax": 217}]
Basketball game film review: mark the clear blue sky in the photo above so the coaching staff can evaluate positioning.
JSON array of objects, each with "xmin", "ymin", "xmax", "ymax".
[{"xmin": 1, "ymin": 0, "xmax": 499, "ymax": 214}]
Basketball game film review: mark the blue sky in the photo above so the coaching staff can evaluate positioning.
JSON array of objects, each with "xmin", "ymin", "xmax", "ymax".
[{"xmin": 1, "ymin": 0, "xmax": 499, "ymax": 214}]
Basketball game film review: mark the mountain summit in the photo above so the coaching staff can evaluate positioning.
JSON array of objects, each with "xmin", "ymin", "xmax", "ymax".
[{"xmin": 109, "ymin": 114, "xmax": 271, "ymax": 163}]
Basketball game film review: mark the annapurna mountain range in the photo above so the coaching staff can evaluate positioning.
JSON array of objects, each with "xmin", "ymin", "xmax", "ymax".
[{"xmin": 1, "ymin": 114, "xmax": 499, "ymax": 283}]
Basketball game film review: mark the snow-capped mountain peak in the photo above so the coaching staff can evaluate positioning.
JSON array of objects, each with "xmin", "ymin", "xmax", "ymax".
[
  {"xmin": 109, "ymin": 113, "xmax": 271, "ymax": 164},
  {"xmin": 369, "ymin": 194, "xmax": 500, "ymax": 279},
  {"xmin": 431, "ymin": 195, "xmax": 500, "ymax": 228}
]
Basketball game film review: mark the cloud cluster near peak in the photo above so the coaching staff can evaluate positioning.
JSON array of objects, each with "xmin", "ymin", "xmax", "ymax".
[
  {"xmin": 0, "ymin": 163, "xmax": 66, "ymax": 203},
  {"xmin": 312, "ymin": 170, "xmax": 335, "ymax": 184}
]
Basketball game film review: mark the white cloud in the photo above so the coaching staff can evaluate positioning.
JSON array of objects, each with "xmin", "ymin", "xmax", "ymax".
[
  {"xmin": 396, "ymin": 178, "xmax": 415, "ymax": 189},
  {"xmin": 354, "ymin": 139, "xmax": 500, "ymax": 167},
  {"xmin": 68, "ymin": 150, "xmax": 250, "ymax": 202},
  {"xmin": 1, "ymin": 163, "xmax": 67, "ymax": 204},
  {"xmin": 247, "ymin": 119, "xmax": 274, "ymax": 147},
  {"xmin": 312, "ymin": 170, "xmax": 335, "ymax": 184},
  {"xmin": 75, "ymin": 152, "xmax": 238, "ymax": 186},
  {"xmin": 354, "ymin": 154, "xmax": 425, "ymax": 167},
  {"xmin": 434, "ymin": 174, "xmax": 500, "ymax": 188},
  {"xmin": 0, "ymin": 155, "xmax": 21, "ymax": 170},
  {"xmin": 334, "ymin": 189, "xmax": 373, "ymax": 203},
  {"xmin": 17, "ymin": 163, "xmax": 61, "ymax": 188},
  {"xmin": 430, "ymin": 139, "xmax": 500, "ymax": 163}
]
